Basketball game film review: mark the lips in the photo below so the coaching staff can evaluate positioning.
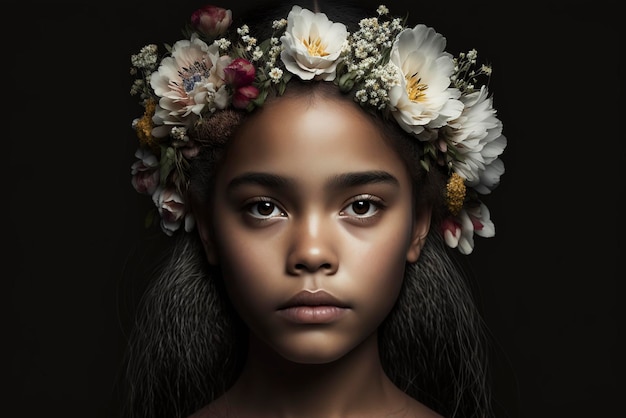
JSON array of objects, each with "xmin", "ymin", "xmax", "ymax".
[
  {"xmin": 278, "ymin": 290, "xmax": 349, "ymax": 310},
  {"xmin": 277, "ymin": 290, "xmax": 350, "ymax": 324}
]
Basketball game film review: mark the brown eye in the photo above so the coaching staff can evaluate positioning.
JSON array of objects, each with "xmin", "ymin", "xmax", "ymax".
[
  {"xmin": 247, "ymin": 199, "xmax": 285, "ymax": 219},
  {"xmin": 257, "ymin": 201, "xmax": 275, "ymax": 216},
  {"xmin": 351, "ymin": 200, "xmax": 370, "ymax": 215},
  {"xmin": 341, "ymin": 196, "xmax": 382, "ymax": 219}
]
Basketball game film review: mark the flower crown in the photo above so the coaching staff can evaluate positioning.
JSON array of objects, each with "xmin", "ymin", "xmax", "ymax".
[{"xmin": 129, "ymin": 4, "xmax": 507, "ymax": 255}]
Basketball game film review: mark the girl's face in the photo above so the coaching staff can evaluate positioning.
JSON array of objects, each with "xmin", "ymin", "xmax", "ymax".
[{"xmin": 197, "ymin": 93, "xmax": 430, "ymax": 364}]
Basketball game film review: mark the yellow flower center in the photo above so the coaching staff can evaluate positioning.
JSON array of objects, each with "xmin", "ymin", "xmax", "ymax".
[
  {"xmin": 406, "ymin": 73, "xmax": 428, "ymax": 102},
  {"xmin": 446, "ymin": 172, "xmax": 466, "ymax": 216},
  {"xmin": 303, "ymin": 37, "xmax": 329, "ymax": 57}
]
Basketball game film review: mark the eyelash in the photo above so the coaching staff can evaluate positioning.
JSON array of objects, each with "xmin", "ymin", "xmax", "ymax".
[
  {"xmin": 243, "ymin": 194, "xmax": 385, "ymax": 222},
  {"xmin": 244, "ymin": 197, "xmax": 286, "ymax": 220},
  {"xmin": 339, "ymin": 194, "xmax": 385, "ymax": 221}
]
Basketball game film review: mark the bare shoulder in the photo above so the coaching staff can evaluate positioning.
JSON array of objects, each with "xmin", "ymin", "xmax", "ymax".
[{"xmin": 390, "ymin": 392, "xmax": 445, "ymax": 418}]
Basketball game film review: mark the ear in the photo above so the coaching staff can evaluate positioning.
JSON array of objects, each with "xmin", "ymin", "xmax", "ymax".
[
  {"xmin": 406, "ymin": 207, "xmax": 432, "ymax": 263},
  {"xmin": 193, "ymin": 203, "xmax": 219, "ymax": 266}
]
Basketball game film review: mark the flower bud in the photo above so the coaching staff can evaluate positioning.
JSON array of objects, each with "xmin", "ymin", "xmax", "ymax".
[
  {"xmin": 338, "ymin": 72, "xmax": 355, "ymax": 92},
  {"xmin": 232, "ymin": 85, "xmax": 260, "ymax": 109},
  {"xmin": 190, "ymin": 5, "xmax": 232, "ymax": 38},
  {"xmin": 224, "ymin": 58, "xmax": 256, "ymax": 87}
]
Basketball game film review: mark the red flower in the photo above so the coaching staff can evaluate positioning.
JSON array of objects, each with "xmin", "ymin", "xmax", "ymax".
[
  {"xmin": 224, "ymin": 58, "xmax": 256, "ymax": 88},
  {"xmin": 232, "ymin": 85, "xmax": 260, "ymax": 109},
  {"xmin": 190, "ymin": 5, "xmax": 232, "ymax": 38}
]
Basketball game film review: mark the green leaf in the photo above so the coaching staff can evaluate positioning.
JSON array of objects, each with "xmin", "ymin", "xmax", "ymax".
[{"xmin": 144, "ymin": 209, "xmax": 156, "ymax": 229}]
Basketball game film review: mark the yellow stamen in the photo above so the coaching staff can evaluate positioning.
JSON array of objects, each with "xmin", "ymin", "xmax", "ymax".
[
  {"xmin": 303, "ymin": 37, "xmax": 329, "ymax": 57},
  {"xmin": 446, "ymin": 172, "xmax": 466, "ymax": 216},
  {"xmin": 406, "ymin": 73, "xmax": 428, "ymax": 102}
]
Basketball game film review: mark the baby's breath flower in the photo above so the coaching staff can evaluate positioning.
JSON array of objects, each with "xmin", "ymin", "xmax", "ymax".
[
  {"xmin": 130, "ymin": 79, "xmax": 144, "ymax": 96},
  {"xmin": 452, "ymin": 49, "xmax": 493, "ymax": 94},
  {"xmin": 131, "ymin": 44, "xmax": 159, "ymax": 70},
  {"xmin": 252, "ymin": 47, "xmax": 263, "ymax": 61},
  {"xmin": 272, "ymin": 18, "xmax": 287, "ymax": 30},
  {"xmin": 171, "ymin": 126, "xmax": 189, "ymax": 142},
  {"xmin": 215, "ymin": 38, "xmax": 231, "ymax": 50},
  {"xmin": 269, "ymin": 67, "xmax": 284, "ymax": 82}
]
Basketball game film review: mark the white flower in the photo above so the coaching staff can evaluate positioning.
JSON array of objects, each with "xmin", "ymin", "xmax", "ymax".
[
  {"xmin": 441, "ymin": 202, "xmax": 494, "ymax": 255},
  {"xmin": 150, "ymin": 34, "xmax": 232, "ymax": 136},
  {"xmin": 443, "ymin": 86, "xmax": 507, "ymax": 194},
  {"xmin": 387, "ymin": 25, "xmax": 463, "ymax": 138},
  {"xmin": 152, "ymin": 186, "xmax": 195, "ymax": 236},
  {"xmin": 280, "ymin": 6, "xmax": 348, "ymax": 81}
]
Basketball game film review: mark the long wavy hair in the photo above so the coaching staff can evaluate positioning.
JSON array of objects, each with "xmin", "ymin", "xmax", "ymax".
[{"xmin": 120, "ymin": 2, "xmax": 495, "ymax": 417}]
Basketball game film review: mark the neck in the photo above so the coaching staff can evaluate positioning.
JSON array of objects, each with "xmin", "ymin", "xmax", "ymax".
[{"xmin": 225, "ymin": 331, "xmax": 407, "ymax": 417}]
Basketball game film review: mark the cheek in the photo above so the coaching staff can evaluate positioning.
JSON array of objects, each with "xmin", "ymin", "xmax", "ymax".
[
  {"xmin": 213, "ymin": 226, "xmax": 283, "ymax": 323},
  {"xmin": 354, "ymin": 250, "xmax": 406, "ymax": 314},
  {"xmin": 345, "ymin": 230, "xmax": 411, "ymax": 322}
]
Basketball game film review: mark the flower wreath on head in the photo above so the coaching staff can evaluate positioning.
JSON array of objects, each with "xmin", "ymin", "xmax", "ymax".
[{"xmin": 129, "ymin": 3, "xmax": 507, "ymax": 255}]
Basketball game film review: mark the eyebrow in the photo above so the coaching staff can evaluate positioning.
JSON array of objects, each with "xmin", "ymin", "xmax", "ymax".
[
  {"xmin": 227, "ymin": 172, "xmax": 294, "ymax": 191},
  {"xmin": 227, "ymin": 170, "xmax": 399, "ymax": 191},
  {"xmin": 326, "ymin": 171, "xmax": 399, "ymax": 189}
]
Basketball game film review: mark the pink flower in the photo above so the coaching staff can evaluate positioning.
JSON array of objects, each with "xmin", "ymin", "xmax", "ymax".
[
  {"xmin": 130, "ymin": 148, "xmax": 159, "ymax": 195},
  {"xmin": 440, "ymin": 202, "xmax": 494, "ymax": 255},
  {"xmin": 224, "ymin": 58, "xmax": 256, "ymax": 87},
  {"xmin": 232, "ymin": 85, "xmax": 260, "ymax": 109},
  {"xmin": 191, "ymin": 5, "xmax": 232, "ymax": 38},
  {"xmin": 152, "ymin": 186, "xmax": 195, "ymax": 236}
]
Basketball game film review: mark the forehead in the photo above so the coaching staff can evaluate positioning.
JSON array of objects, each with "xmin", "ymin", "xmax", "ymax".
[{"xmin": 218, "ymin": 95, "xmax": 410, "ymax": 182}]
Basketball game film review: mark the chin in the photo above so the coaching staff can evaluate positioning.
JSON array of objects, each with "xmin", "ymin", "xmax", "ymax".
[{"xmin": 272, "ymin": 336, "xmax": 353, "ymax": 365}]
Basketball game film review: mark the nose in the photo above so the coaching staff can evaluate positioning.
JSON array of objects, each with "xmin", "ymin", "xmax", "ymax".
[{"xmin": 286, "ymin": 213, "xmax": 338, "ymax": 276}]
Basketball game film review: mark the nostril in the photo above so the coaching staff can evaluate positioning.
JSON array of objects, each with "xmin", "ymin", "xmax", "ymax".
[{"xmin": 294, "ymin": 262, "xmax": 333, "ymax": 272}]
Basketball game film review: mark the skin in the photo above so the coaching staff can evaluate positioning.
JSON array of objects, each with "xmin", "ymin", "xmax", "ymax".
[{"xmin": 193, "ymin": 93, "xmax": 441, "ymax": 417}]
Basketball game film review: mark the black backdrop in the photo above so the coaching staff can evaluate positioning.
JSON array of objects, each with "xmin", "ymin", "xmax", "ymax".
[{"xmin": 5, "ymin": 0, "xmax": 621, "ymax": 417}]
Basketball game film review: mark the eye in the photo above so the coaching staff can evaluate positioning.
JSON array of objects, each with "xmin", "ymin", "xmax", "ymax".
[
  {"xmin": 340, "ymin": 195, "xmax": 383, "ymax": 219},
  {"xmin": 246, "ymin": 198, "xmax": 286, "ymax": 220}
]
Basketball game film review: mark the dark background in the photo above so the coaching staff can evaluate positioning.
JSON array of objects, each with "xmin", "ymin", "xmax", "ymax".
[{"xmin": 5, "ymin": 0, "xmax": 621, "ymax": 417}]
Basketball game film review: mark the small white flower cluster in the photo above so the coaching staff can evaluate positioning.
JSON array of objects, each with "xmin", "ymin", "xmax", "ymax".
[
  {"xmin": 236, "ymin": 25, "xmax": 258, "ymax": 52},
  {"xmin": 129, "ymin": 45, "xmax": 159, "ymax": 98},
  {"xmin": 219, "ymin": 23, "xmax": 286, "ymax": 84},
  {"xmin": 337, "ymin": 10, "xmax": 404, "ymax": 108},
  {"xmin": 263, "ymin": 38, "xmax": 285, "ymax": 82},
  {"xmin": 354, "ymin": 63, "xmax": 402, "ymax": 109},
  {"xmin": 130, "ymin": 44, "xmax": 159, "ymax": 70},
  {"xmin": 452, "ymin": 49, "xmax": 493, "ymax": 94},
  {"xmin": 170, "ymin": 126, "xmax": 189, "ymax": 142}
]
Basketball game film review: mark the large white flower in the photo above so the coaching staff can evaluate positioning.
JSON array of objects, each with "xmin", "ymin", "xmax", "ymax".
[
  {"xmin": 387, "ymin": 25, "xmax": 463, "ymax": 138},
  {"xmin": 280, "ymin": 6, "xmax": 348, "ymax": 81},
  {"xmin": 443, "ymin": 86, "xmax": 507, "ymax": 194},
  {"xmin": 441, "ymin": 202, "xmax": 494, "ymax": 255},
  {"xmin": 150, "ymin": 34, "xmax": 232, "ymax": 137}
]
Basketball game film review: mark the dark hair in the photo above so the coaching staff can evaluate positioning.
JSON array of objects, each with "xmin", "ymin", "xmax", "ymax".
[{"xmin": 121, "ymin": 2, "xmax": 495, "ymax": 417}]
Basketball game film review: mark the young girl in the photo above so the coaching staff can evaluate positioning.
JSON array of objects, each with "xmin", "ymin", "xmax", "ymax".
[{"xmin": 125, "ymin": 1, "xmax": 507, "ymax": 417}]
